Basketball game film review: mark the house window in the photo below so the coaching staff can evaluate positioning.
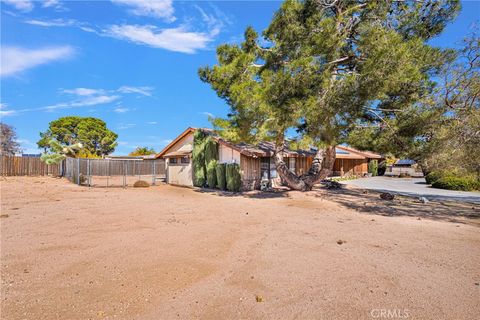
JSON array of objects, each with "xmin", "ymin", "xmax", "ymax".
[
  {"xmin": 170, "ymin": 158, "xmax": 178, "ymax": 164},
  {"xmin": 181, "ymin": 156, "xmax": 190, "ymax": 164}
]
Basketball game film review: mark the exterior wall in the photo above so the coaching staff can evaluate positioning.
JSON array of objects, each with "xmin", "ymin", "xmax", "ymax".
[
  {"xmin": 240, "ymin": 154, "xmax": 261, "ymax": 190},
  {"xmin": 332, "ymin": 158, "xmax": 368, "ymax": 176},
  {"xmin": 166, "ymin": 158, "xmax": 193, "ymax": 186},
  {"xmin": 164, "ymin": 132, "xmax": 194, "ymax": 187},
  {"xmin": 218, "ymin": 144, "xmax": 241, "ymax": 164},
  {"xmin": 167, "ymin": 132, "xmax": 193, "ymax": 153}
]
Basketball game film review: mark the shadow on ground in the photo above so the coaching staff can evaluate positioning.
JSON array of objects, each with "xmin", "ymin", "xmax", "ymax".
[{"xmin": 311, "ymin": 186, "xmax": 480, "ymax": 226}]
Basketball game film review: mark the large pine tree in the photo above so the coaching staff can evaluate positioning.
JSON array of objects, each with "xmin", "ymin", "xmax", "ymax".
[{"xmin": 199, "ymin": 0, "xmax": 460, "ymax": 190}]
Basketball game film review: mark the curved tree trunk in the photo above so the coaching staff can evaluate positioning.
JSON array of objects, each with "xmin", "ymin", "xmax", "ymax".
[{"xmin": 274, "ymin": 139, "xmax": 336, "ymax": 191}]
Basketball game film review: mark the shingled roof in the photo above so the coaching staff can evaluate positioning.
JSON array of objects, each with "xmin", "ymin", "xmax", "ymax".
[{"xmin": 156, "ymin": 127, "xmax": 382, "ymax": 160}]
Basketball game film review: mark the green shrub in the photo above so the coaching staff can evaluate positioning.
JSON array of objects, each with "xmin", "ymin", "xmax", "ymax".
[
  {"xmin": 192, "ymin": 130, "xmax": 207, "ymax": 187},
  {"xmin": 226, "ymin": 163, "xmax": 241, "ymax": 192},
  {"xmin": 216, "ymin": 163, "xmax": 226, "ymax": 190},
  {"xmin": 133, "ymin": 180, "xmax": 150, "ymax": 188},
  {"xmin": 206, "ymin": 160, "xmax": 218, "ymax": 188},
  {"xmin": 425, "ymin": 171, "xmax": 442, "ymax": 185},
  {"xmin": 204, "ymin": 137, "xmax": 218, "ymax": 164},
  {"xmin": 368, "ymin": 160, "xmax": 378, "ymax": 176},
  {"xmin": 432, "ymin": 175, "xmax": 480, "ymax": 191}
]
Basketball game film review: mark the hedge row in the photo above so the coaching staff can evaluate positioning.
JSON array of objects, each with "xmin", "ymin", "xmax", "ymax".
[
  {"xmin": 192, "ymin": 129, "xmax": 241, "ymax": 191},
  {"xmin": 427, "ymin": 171, "xmax": 480, "ymax": 191}
]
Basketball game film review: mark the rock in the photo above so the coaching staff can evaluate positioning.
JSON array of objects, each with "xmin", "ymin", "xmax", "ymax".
[
  {"xmin": 255, "ymin": 295, "xmax": 264, "ymax": 302},
  {"xmin": 336, "ymin": 239, "xmax": 345, "ymax": 245},
  {"xmin": 325, "ymin": 180, "xmax": 342, "ymax": 189},
  {"xmin": 380, "ymin": 192, "xmax": 395, "ymax": 200},
  {"xmin": 418, "ymin": 197, "xmax": 429, "ymax": 203}
]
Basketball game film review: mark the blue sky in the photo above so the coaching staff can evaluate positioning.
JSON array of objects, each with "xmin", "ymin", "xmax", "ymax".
[{"xmin": 1, "ymin": 0, "xmax": 479, "ymax": 155}]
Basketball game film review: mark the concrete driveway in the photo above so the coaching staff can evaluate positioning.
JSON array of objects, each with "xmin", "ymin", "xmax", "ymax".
[{"xmin": 341, "ymin": 176, "xmax": 480, "ymax": 203}]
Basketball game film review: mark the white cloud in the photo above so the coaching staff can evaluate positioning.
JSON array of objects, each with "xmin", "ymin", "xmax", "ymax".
[
  {"xmin": 62, "ymin": 88, "xmax": 105, "ymax": 96},
  {"xmin": 1, "ymin": 46, "xmax": 74, "ymax": 77},
  {"xmin": 114, "ymin": 107, "xmax": 129, "ymax": 113},
  {"xmin": 44, "ymin": 95, "xmax": 120, "ymax": 111},
  {"xmin": 0, "ymin": 110, "xmax": 17, "ymax": 117},
  {"xmin": 3, "ymin": 0, "xmax": 33, "ymax": 12},
  {"xmin": 106, "ymin": 24, "xmax": 213, "ymax": 54},
  {"xmin": 111, "ymin": 0, "xmax": 175, "ymax": 22},
  {"xmin": 118, "ymin": 85, "xmax": 154, "ymax": 96},
  {"xmin": 146, "ymin": 121, "xmax": 157, "ymax": 125},
  {"xmin": 42, "ymin": 0, "xmax": 61, "ymax": 8},
  {"xmin": 0, "ymin": 103, "xmax": 7, "ymax": 110},
  {"xmin": 118, "ymin": 123, "xmax": 136, "ymax": 130},
  {"xmin": 24, "ymin": 18, "xmax": 75, "ymax": 27}
]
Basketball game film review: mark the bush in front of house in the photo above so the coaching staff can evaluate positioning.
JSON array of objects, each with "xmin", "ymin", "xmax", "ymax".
[
  {"xmin": 204, "ymin": 136, "xmax": 218, "ymax": 164},
  {"xmin": 192, "ymin": 130, "xmax": 207, "ymax": 187},
  {"xmin": 226, "ymin": 163, "xmax": 241, "ymax": 192},
  {"xmin": 425, "ymin": 171, "xmax": 443, "ymax": 185},
  {"xmin": 216, "ymin": 163, "xmax": 226, "ymax": 190},
  {"xmin": 368, "ymin": 160, "xmax": 378, "ymax": 176},
  {"xmin": 432, "ymin": 175, "xmax": 480, "ymax": 191},
  {"xmin": 206, "ymin": 159, "xmax": 218, "ymax": 188}
]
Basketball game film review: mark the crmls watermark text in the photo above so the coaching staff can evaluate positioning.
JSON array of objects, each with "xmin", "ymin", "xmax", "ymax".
[{"xmin": 370, "ymin": 309, "xmax": 410, "ymax": 319}]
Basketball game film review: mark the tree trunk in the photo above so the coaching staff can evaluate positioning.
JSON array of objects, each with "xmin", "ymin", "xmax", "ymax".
[{"xmin": 274, "ymin": 140, "xmax": 336, "ymax": 191}]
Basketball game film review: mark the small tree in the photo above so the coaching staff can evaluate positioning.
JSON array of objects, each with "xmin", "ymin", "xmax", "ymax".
[
  {"xmin": 368, "ymin": 160, "xmax": 378, "ymax": 177},
  {"xmin": 0, "ymin": 123, "xmax": 21, "ymax": 155},
  {"xmin": 226, "ymin": 163, "xmax": 241, "ymax": 192},
  {"xmin": 129, "ymin": 147, "xmax": 156, "ymax": 156},
  {"xmin": 206, "ymin": 160, "xmax": 218, "ymax": 188},
  {"xmin": 216, "ymin": 163, "xmax": 227, "ymax": 190},
  {"xmin": 40, "ymin": 140, "xmax": 83, "ymax": 165},
  {"xmin": 192, "ymin": 130, "xmax": 207, "ymax": 186}
]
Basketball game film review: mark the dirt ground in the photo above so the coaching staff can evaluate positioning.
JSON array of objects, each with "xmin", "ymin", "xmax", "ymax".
[{"xmin": 1, "ymin": 177, "xmax": 479, "ymax": 320}]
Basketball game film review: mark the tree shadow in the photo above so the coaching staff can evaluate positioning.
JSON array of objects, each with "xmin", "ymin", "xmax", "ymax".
[
  {"xmin": 311, "ymin": 187, "xmax": 480, "ymax": 226},
  {"xmin": 193, "ymin": 187, "xmax": 289, "ymax": 199}
]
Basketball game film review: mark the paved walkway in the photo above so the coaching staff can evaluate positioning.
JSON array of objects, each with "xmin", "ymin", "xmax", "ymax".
[{"xmin": 341, "ymin": 176, "xmax": 480, "ymax": 203}]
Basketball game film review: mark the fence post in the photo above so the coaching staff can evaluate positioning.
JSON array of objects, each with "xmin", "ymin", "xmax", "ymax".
[
  {"xmin": 123, "ymin": 161, "xmax": 126, "ymax": 188},
  {"xmin": 77, "ymin": 158, "xmax": 80, "ymax": 185},
  {"xmin": 87, "ymin": 159, "xmax": 91, "ymax": 187},
  {"xmin": 152, "ymin": 161, "xmax": 156, "ymax": 185}
]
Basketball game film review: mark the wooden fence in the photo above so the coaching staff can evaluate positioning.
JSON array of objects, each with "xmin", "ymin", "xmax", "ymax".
[{"xmin": 0, "ymin": 156, "xmax": 63, "ymax": 176}]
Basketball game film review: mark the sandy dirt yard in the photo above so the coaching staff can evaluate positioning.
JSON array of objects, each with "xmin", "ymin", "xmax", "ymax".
[{"xmin": 1, "ymin": 177, "xmax": 479, "ymax": 320}]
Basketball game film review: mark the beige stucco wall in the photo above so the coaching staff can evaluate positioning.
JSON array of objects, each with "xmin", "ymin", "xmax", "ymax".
[
  {"xmin": 218, "ymin": 144, "xmax": 241, "ymax": 164},
  {"xmin": 164, "ymin": 131, "xmax": 194, "ymax": 186},
  {"xmin": 167, "ymin": 161, "xmax": 193, "ymax": 186}
]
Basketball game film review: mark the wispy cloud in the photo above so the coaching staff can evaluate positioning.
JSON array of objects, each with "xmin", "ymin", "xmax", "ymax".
[
  {"xmin": 0, "ymin": 110, "xmax": 17, "ymax": 117},
  {"xmin": 118, "ymin": 85, "xmax": 154, "ymax": 97},
  {"xmin": 42, "ymin": 0, "xmax": 63, "ymax": 9},
  {"xmin": 1, "ymin": 46, "xmax": 74, "ymax": 77},
  {"xmin": 62, "ymin": 88, "xmax": 105, "ymax": 96},
  {"xmin": 111, "ymin": 0, "xmax": 176, "ymax": 22},
  {"xmin": 3, "ymin": 0, "xmax": 34, "ymax": 12},
  {"xmin": 118, "ymin": 123, "xmax": 136, "ymax": 130},
  {"xmin": 146, "ymin": 121, "xmax": 158, "ymax": 125},
  {"xmin": 24, "ymin": 18, "xmax": 75, "ymax": 27},
  {"xmin": 105, "ymin": 24, "xmax": 213, "ymax": 54},
  {"xmin": 114, "ymin": 107, "xmax": 129, "ymax": 113},
  {"xmin": 44, "ymin": 95, "xmax": 120, "ymax": 111}
]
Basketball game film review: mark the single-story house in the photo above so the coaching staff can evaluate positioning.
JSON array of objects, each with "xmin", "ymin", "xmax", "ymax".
[
  {"xmin": 385, "ymin": 159, "xmax": 423, "ymax": 177},
  {"xmin": 155, "ymin": 127, "xmax": 382, "ymax": 190}
]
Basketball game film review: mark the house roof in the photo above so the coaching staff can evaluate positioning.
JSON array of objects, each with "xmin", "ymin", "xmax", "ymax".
[
  {"xmin": 156, "ymin": 127, "xmax": 382, "ymax": 160},
  {"xmin": 395, "ymin": 159, "xmax": 416, "ymax": 165},
  {"xmin": 155, "ymin": 127, "xmax": 195, "ymax": 158},
  {"xmin": 336, "ymin": 145, "xmax": 382, "ymax": 159}
]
